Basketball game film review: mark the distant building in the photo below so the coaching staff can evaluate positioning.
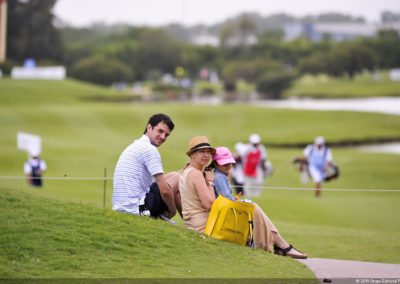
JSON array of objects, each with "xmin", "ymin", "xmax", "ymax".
[
  {"xmin": 223, "ymin": 34, "xmax": 258, "ymax": 47},
  {"xmin": 191, "ymin": 33, "xmax": 258, "ymax": 47},
  {"xmin": 389, "ymin": 69, "xmax": 400, "ymax": 81},
  {"xmin": 191, "ymin": 34, "xmax": 220, "ymax": 46},
  {"xmin": 284, "ymin": 22, "xmax": 400, "ymax": 42}
]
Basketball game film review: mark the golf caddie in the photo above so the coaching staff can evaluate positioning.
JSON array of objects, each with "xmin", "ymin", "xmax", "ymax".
[{"xmin": 302, "ymin": 136, "xmax": 334, "ymax": 197}]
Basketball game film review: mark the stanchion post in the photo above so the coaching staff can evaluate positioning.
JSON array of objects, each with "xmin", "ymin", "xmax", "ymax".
[{"xmin": 103, "ymin": 168, "xmax": 107, "ymax": 209}]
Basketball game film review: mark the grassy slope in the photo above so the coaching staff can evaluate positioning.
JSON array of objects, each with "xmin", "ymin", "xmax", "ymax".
[
  {"xmin": 0, "ymin": 188, "xmax": 315, "ymax": 279},
  {"xmin": 0, "ymin": 78, "xmax": 399, "ymax": 268}
]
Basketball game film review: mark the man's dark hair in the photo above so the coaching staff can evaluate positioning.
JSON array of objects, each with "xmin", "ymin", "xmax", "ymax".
[{"xmin": 144, "ymin": 113, "xmax": 175, "ymax": 134}]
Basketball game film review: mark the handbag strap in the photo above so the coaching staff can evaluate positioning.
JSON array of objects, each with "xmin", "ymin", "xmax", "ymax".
[
  {"xmin": 231, "ymin": 208, "xmax": 254, "ymax": 246},
  {"xmin": 247, "ymin": 212, "xmax": 254, "ymax": 246},
  {"xmin": 231, "ymin": 208, "xmax": 239, "ymax": 243}
]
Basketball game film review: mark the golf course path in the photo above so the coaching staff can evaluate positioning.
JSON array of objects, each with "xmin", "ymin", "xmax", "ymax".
[{"xmin": 297, "ymin": 258, "xmax": 400, "ymax": 283}]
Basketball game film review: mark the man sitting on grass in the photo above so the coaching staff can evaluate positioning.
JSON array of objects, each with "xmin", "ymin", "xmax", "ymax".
[{"xmin": 112, "ymin": 113, "xmax": 181, "ymax": 219}]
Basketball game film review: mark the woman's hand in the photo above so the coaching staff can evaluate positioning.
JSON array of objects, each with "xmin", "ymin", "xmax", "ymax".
[
  {"xmin": 190, "ymin": 169, "xmax": 215, "ymax": 209},
  {"xmin": 204, "ymin": 170, "xmax": 214, "ymax": 183}
]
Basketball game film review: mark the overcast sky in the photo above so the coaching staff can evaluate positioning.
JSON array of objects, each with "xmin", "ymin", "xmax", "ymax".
[{"xmin": 54, "ymin": 0, "xmax": 399, "ymax": 27}]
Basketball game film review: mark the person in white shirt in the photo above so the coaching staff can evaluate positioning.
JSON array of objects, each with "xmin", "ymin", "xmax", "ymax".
[
  {"xmin": 24, "ymin": 152, "xmax": 47, "ymax": 187},
  {"xmin": 302, "ymin": 136, "xmax": 333, "ymax": 197},
  {"xmin": 112, "ymin": 113, "xmax": 180, "ymax": 219},
  {"xmin": 241, "ymin": 134, "xmax": 268, "ymax": 198}
]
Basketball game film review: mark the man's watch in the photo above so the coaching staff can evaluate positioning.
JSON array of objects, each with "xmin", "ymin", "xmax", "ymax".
[{"xmin": 207, "ymin": 181, "xmax": 215, "ymax": 187}]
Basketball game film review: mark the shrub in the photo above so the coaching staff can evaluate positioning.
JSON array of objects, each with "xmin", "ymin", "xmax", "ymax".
[
  {"xmin": 0, "ymin": 60, "xmax": 16, "ymax": 76},
  {"xmin": 257, "ymin": 73, "xmax": 296, "ymax": 99},
  {"xmin": 69, "ymin": 56, "xmax": 134, "ymax": 86},
  {"xmin": 193, "ymin": 80, "xmax": 223, "ymax": 96}
]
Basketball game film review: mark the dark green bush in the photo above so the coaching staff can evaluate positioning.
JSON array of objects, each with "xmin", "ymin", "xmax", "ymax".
[
  {"xmin": 69, "ymin": 56, "xmax": 134, "ymax": 86},
  {"xmin": 256, "ymin": 73, "xmax": 296, "ymax": 99},
  {"xmin": 0, "ymin": 60, "xmax": 16, "ymax": 76}
]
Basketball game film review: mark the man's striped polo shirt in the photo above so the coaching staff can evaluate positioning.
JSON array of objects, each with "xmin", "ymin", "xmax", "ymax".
[{"xmin": 112, "ymin": 135, "xmax": 163, "ymax": 214}]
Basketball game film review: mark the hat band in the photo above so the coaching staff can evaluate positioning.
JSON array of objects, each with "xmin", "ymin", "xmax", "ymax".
[{"xmin": 190, "ymin": 143, "xmax": 211, "ymax": 152}]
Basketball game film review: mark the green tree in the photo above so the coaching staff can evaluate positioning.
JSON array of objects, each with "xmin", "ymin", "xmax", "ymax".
[
  {"xmin": 219, "ymin": 16, "xmax": 257, "ymax": 50},
  {"xmin": 237, "ymin": 15, "xmax": 257, "ymax": 47},
  {"xmin": 180, "ymin": 45, "xmax": 221, "ymax": 77},
  {"xmin": 328, "ymin": 42, "xmax": 377, "ymax": 78},
  {"xmin": 299, "ymin": 52, "xmax": 330, "ymax": 75},
  {"xmin": 370, "ymin": 29, "xmax": 400, "ymax": 68},
  {"xmin": 134, "ymin": 28, "xmax": 181, "ymax": 79},
  {"xmin": 69, "ymin": 55, "xmax": 134, "ymax": 85},
  {"xmin": 219, "ymin": 23, "xmax": 236, "ymax": 49},
  {"xmin": 6, "ymin": 0, "xmax": 62, "ymax": 63},
  {"xmin": 257, "ymin": 72, "xmax": 295, "ymax": 99},
  {"xmin": 299, "ymin": 42, "xmax": 377, "ymax": 78},
  {"xmin": 62, "ymin": 26, "xmax": 183, "ymax": 82},
  {"xmin": 222, "ymin": 58, "xmax": 281, "ymax": 83}
]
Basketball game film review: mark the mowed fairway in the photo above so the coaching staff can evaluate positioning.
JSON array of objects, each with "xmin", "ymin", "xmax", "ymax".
[{"xmin": 1, "ymin": 78, "xmax": 400, "ymax": 271}]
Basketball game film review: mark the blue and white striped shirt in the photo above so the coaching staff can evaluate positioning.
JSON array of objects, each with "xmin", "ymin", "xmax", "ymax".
[{"xmin": 112, "ymin": 135, "xmax": 163, "ymax": 214}]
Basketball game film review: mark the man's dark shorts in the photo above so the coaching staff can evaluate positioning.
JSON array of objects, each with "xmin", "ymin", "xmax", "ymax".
[{"xmin": 143, "ymin": 182, "xmax": 168, "ymax": 217}]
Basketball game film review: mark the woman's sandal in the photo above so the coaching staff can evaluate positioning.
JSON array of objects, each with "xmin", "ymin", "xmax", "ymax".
[{"xmin": 274, "ymin": 244, "xmax": 308, "ymax": 259}]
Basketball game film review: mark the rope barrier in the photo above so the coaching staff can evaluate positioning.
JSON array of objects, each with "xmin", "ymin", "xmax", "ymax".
[
  {"xmin": 0, "ymin": 176, "xmax": 113, "ymax": 181},
  {"xmin": 1, "ymin": 176, "xmax": 399, "ymax": 192},
  {"xmin": 240, "ymin": 185, "xmax": 400, "ymax": 192}
]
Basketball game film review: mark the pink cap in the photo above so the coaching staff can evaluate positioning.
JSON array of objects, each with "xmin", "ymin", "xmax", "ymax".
[{"xmin": 213, "ymin": 147, "xmax": 236, "ymax": 166}]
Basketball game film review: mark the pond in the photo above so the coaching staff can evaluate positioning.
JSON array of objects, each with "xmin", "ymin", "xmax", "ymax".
[
  {"xmin": 356, "ymin": 142, "xmax": 400, "ymax": 155},
  {"xmin": 254, "ymin": 96, "xmax": 400, "ymax": 116},
  {"xmin": 255, "ymin": 97, "xmax": 400, "ymax": 154}
]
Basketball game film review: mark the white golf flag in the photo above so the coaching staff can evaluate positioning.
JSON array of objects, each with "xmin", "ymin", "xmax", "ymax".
[{"xmin": 17, "ymin": 132, "xmax": 42, "ymax": 156}]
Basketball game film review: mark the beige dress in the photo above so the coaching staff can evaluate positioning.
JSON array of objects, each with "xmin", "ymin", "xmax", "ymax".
[
  {"xmin": 179, "ymin": 167, "xmax": 210, "ymax": 233},
  {"xmin": 179, "ymin": 166, "xmax": 276, "ymax": 253},
  {"xmin": 253, "ymin": 204, "xmax": 277, "ymax": 253}
]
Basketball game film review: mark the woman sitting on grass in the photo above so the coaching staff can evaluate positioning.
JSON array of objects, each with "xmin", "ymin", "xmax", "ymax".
[
  {"xmin": 208, "ymin": 146, "xmax": 307, "ymax": 259},
  {"xmin": 177, "ymin": 136, "xmax": 307, "ymax": 259}
]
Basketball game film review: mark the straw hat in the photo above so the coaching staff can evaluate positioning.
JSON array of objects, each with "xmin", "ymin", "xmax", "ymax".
[{"xmin": 186, "ymin": 136, "xmax": 216, "ymax": 156}]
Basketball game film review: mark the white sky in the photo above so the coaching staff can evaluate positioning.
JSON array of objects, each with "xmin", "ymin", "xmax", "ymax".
[{"xmin": 54, "ymin": 0, "xmax": 399, "ymax": 27}]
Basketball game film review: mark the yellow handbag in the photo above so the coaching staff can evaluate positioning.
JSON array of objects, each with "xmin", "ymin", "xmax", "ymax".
[{"xmin": 204, "ymin": 195, "xmax": 255, "ymax": 246}]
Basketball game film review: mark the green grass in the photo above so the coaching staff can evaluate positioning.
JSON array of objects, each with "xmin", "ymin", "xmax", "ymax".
[
  {"xmin": 1, "ymin": 78, "xmax": 400, "ymax": 276},
  {"xmin": 285, "ymin": 73, "xmax": 400, "ymax": 98},
  {"xmin": 1, "ymin": 101, "xmax": 399, "ymax": 205},
  {"xmin": 0, "ymin": 188, "xmax": 315, "ymax": 279}
]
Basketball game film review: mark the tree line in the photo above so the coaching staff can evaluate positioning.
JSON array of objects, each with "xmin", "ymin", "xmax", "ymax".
[{"xmin": 3, "ymin": 0, "xmax": 400, "ymax": 98}]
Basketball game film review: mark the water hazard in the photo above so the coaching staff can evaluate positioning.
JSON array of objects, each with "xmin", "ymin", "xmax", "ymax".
[{"xmin": 255, "ymin": 97, "xmax": 400, "ymax": 154}]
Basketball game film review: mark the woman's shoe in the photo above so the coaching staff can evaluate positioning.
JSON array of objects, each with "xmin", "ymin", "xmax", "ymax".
[{"xmin": 274, "ymin": 244, "xmax": 308, "ymax": 259}]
